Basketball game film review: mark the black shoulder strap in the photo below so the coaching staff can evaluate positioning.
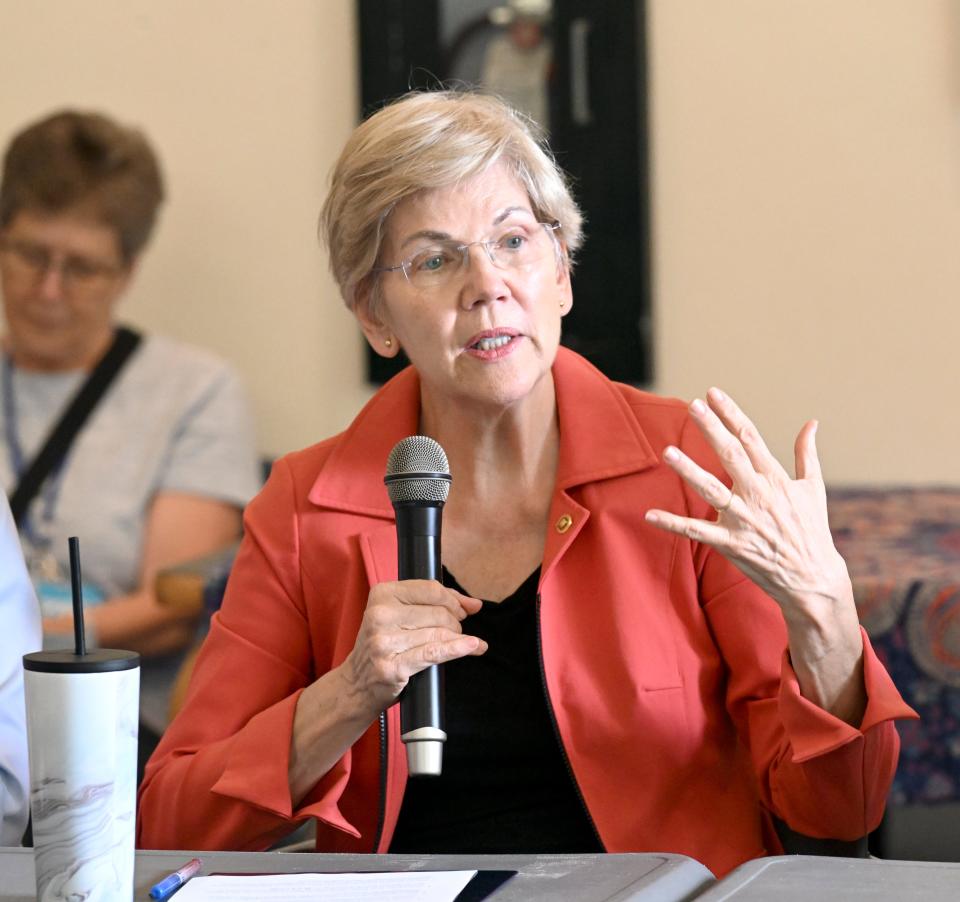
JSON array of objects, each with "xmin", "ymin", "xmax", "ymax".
[{"xmin": 8, "ymin": 326, "xmax": 143, "ymax": 525}]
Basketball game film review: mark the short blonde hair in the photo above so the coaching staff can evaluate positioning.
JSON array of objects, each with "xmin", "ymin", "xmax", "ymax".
[{"xmin": 320, "ymin": 90, "xmax": 583, "ymax": 313}]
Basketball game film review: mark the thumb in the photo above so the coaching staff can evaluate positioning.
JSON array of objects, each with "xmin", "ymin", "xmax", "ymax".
[{"xmin": 794, "ymin": 420, "xmax": 822, "ymax": 481}]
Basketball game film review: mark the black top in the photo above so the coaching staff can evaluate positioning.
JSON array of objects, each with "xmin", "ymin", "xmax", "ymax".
[{"xmin": 389, "ymin": 567, "xmax": 603, "ymax": 854}]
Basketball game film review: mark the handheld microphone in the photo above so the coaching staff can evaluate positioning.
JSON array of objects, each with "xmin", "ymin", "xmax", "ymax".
[{"xmin": 384, "ymin": 435, "xmax": 452, "ymax": 777}]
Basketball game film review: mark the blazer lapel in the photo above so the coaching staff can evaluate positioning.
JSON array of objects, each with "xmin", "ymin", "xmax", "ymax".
[
  {"xmin": 542, "ymin": 349, "xmax": 661, "ymax": 580},
  {"xmin": 307, "ymin": 366, "xmax": 421, "ymax": 519}
]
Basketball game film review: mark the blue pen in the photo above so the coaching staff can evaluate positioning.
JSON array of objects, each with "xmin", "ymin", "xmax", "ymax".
[{"xmin": 149, "ymin": 857, "xmax": 202, "ymax": 900}]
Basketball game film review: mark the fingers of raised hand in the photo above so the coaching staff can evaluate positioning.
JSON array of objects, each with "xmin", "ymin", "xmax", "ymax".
[
  {"xmin": 663, "ymin": 446, "xmax": 736, "ymax": 516},
  {"xmin": 793, "ymin": 419, "xmax": 823, "ymax": 483},
  {"xmin": 700, "ymin": 388, "xmax": 785, "ymax": 480},
  {"xmin": 686, "ymin": 397, "xmax": 757, "ymax": 488},
  {"xmin": 645, "ymin": 507, "xmax": 728, "ymax": 546}
]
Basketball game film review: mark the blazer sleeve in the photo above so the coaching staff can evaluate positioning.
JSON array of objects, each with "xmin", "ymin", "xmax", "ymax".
[
  {"xmin": 677, "ymin": 417, "xmax": 917, "ymax": 841},
  {"xmin": 703, "ymin": 569, "xmax": 916, "ymax": 839},
  {"xmin": 136, "ymin": 457, "xmax": 360, "ymax": 851}
]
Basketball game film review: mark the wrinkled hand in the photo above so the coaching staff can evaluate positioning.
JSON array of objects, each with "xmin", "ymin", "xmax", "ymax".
[
  {"xmin": 342, "ymin": 580, "xmax": 487, "ymax": 717},
  {"xmin": 644, "ymin": 388, "xmax": 866, "ymax": 723},
  {"xmin": 645, "ymin": 387, "xmax": 851, "ymax": 619}
]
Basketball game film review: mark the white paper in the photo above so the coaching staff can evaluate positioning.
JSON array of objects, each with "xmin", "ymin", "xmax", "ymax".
[{"xmin": 172, "ymin": 869, "xmax": 478, "ymax": 901}]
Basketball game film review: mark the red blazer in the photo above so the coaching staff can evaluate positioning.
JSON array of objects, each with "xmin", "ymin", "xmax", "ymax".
[{"xmin": 137, "ymin": 348, "xmax": 915, "ymax": 877}]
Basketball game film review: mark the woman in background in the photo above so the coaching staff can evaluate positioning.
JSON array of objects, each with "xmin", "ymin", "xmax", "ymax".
[
  {"xmin": 139, "ymin": 91, "xmax": 914, "ymax": 877},
  {"xmin": 0, "ymin": 110, "xmax": 262, "ymax": 755}
]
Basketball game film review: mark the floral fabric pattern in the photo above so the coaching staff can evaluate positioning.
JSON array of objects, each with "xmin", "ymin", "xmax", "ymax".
[{"xmin": 829, "ymin": 487, "xmax": 960, "ymax": 805}]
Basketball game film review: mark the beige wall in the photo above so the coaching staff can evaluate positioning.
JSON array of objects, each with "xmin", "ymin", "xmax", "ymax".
[
  {"xmin": 649, "ymin": 0, "xmax": 960, "ymax": 483},
  {"xmin": 1, "ymin": 1, "xmax": 959, "ymax": 482}
]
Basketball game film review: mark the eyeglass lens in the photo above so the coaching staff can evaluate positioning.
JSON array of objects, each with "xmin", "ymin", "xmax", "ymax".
[
  {"xmin": 402, "ymin": 222, "xmax": 558, "ymax": 289},
  {"xmin": 0, "ymin": 238, "xmax": 119, "ymax": 287}
]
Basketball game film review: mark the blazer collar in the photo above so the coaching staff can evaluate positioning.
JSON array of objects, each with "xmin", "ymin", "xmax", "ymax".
[
  {"xmin": 307, "ymin": 347, "xmax": 658, "ymax": 515},
  {"xmin": 307, "ymin": 366, "xmax": 421, "ymax": 518},
  {"xmin": 552, "ymin": 346, "xmax": 659, "ymax": 489}
]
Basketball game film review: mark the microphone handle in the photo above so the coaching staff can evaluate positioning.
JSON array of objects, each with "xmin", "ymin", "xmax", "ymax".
[
  {"xmin": 395, "ymin": 503, "xmax": 442, "ymax": 582},
  {"xmin": 395, "ymin": 503, "xmax": 445, "ymax": 776}
]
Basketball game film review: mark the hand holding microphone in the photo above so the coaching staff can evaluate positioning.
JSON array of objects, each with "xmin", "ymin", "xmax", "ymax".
[
  {"xmin": 339, "ymin": 437, "xmax": 486, "ymax": 777},
  {"xmin": 383, "ymin": 435, "xmax": 469, "ymax": 776}
]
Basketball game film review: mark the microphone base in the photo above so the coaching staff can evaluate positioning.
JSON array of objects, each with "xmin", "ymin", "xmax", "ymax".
[{"xmin": 401, "ymin": 727, "xmax": 446, "ymax": 777}]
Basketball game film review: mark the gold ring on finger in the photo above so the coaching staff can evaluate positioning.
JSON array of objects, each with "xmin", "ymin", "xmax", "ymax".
[{"xmin": 715, "ymin": 491, "xmax": 735, "ymax": 514}]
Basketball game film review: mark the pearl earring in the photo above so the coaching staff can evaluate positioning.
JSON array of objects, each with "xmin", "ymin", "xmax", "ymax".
[{"xmin": 385, "ymin": 337, "xmax": 393, "ymax": 349}]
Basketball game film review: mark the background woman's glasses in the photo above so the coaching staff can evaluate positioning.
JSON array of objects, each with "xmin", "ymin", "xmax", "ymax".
[{"xmin": 0, "ymin": 236, "xmax": 123, "ymax": 293}]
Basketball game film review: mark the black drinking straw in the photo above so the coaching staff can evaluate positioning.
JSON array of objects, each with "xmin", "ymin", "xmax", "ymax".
[{"xmin": 68, "ymin": 536, "xmax": 87, "ymax": 656}]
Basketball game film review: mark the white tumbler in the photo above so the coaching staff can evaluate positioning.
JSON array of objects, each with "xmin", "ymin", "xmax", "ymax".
[{"xmin": 23, "ymin": 649, "xmax": 140, "ymax": 902}]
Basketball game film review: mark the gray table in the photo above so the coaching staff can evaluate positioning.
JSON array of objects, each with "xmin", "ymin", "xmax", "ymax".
[
  {"xmin": 0, "ymin": 847, "xmax": 714, "ymax": 901},
  {"xmin": 697, "ymin": 855, "xmax": 960, "ymax": 901}
]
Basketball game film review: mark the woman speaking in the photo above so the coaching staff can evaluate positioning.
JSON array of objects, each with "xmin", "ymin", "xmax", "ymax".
[{"xmin": 138, "ymin": 91, "xmax": 913, "ymax": 877}]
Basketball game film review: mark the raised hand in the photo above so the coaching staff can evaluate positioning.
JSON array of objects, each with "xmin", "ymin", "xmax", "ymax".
[
  {"xmin": 645, "ymin": 387, "xmax": 865, "ymax": 724},
  {"xmin": 645, "ymin": 387, "xmax": 849, "ymax": 615}
]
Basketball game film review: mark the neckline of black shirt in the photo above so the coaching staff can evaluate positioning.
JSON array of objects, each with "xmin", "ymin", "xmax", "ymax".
[{"xmin": 388, "ymin": 565, "xmax": 603, "ymax": 854}]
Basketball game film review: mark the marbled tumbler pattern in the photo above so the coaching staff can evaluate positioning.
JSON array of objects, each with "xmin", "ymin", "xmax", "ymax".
[{"xmin": 25, "ymin": 667, "xmax": 139, "ymax": 901}]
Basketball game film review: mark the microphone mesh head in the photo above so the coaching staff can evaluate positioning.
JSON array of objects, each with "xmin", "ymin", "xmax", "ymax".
[{"xmin": 385, "ymin": 435, "xmax": 451, "ymax": 503}]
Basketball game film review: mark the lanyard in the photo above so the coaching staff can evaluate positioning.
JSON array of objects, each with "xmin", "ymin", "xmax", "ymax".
[{"xmin": 2, "ymin": 354, "xmax": 68, "ymax": 549}]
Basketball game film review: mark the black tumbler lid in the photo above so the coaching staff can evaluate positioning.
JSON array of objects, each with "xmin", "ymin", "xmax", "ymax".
[{"xmin": 23, "ymin": 649, "xmax": 140, "ymax": 674}]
